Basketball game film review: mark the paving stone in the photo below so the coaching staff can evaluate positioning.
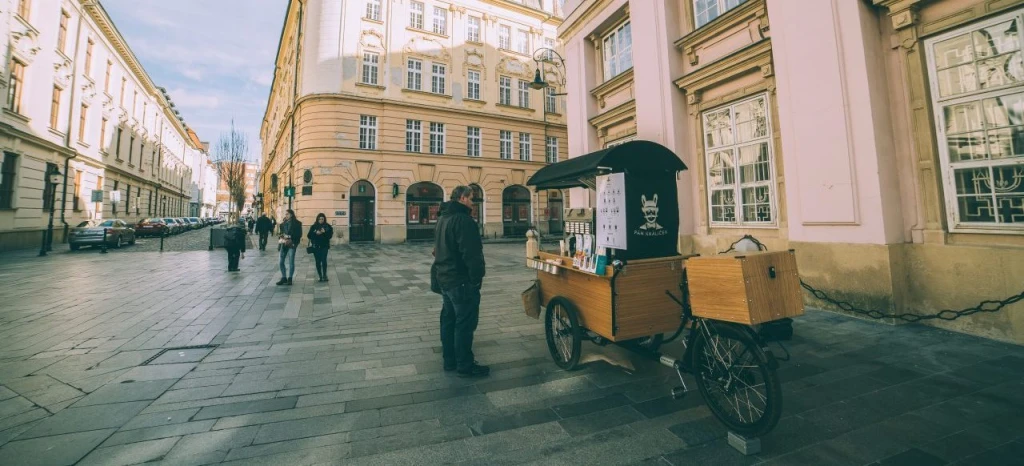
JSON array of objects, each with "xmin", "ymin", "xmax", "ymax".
[
  {"xmin": 104, "ymin": 420, "xmax": 215, "ymax": 447},
  {"xmin": 192, "ymin": 396, "xmax": 297, "ymax": 421},
  {"xmin": 147, "ymin": 348, "xmax": 214, "ymax": 365},
  {"xmin": 252, "ymin": 411, "xmax": 381, "ymax": 445},
  {"xmin": 116, "ymin": 363, "xmax": 197, "ymax": 382},
  {"xmin": 0, "ymin": 429, "xmax": 116, "ymax": 466},
  {"xmin": 222, "ymin": 432, "xmax": 351, "ymax": 461},
  {"xmin": 557, "ymin": 405, "xmax": 645, "ymax": 437},
  {"xmin": 874, "ymin": 447, "xmax": 946, "ymax": 466},
  {"xmin": 345, "ymin": 393, "xmax": 415, "ymax": 412},
  {"xmin": 469, "ymin": 407, "xmax": 559, "ymax": 436},
  {"xmin": 79, "ymin": 437, "xmax": 180, "ymax": 466},
  {"xmin": 20, "ymin": 401, "xmax": 150, "ymax": 439},
  {"xmin": 163, "ymin": 426, "xmax": 259, "ymax": 460},
  {"xmin": 211, "ymin": 401, "xmax": 348, "ymax": 430},
  {"xmin": 119, "ymin": 408, "xmax": 201, "ymax": 431},
  {"xmin": 73, "ymin": 378, "xmax": 178, "ymax": 407}
]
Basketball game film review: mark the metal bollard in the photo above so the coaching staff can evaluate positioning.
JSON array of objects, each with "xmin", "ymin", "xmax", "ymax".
[{"xmin": 160, "ymin": 231, "xmax": 165, "ymax": 252}]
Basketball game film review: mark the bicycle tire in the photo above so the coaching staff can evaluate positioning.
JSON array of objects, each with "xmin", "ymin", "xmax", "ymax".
[{"xmin": 692, "ymin": 321, "xmax": 782, "ymax": 437}]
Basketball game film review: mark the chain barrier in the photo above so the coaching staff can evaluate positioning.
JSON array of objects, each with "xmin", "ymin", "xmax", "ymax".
[{"xmin": 718, "ymin": 235, "xmax": 1024, "ymax": 322}]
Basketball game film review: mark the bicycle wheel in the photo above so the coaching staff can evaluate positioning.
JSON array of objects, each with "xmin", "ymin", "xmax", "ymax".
[
  {"xmin": 545, "ymin": 297, "xmax": 582, "ymax": 370},
  {"xmin": 692, "ymin": 321, "xmax": 782, "ymax": 437}
]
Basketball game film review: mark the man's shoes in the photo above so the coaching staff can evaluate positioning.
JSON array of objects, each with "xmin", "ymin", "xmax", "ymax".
[
  {"xmin": 276, "ymin": 278, "xmax": 287, "ymax": 285},
  {"xmin": 443, "ymin": 361, "xmax": 456, "ymax": 372},
  {"xmin": 456, "ymin": 364, "xmax": 490, "ymax": 378},
  {"xmin": 286, "ymin": 278, "xmax": 293, "ymax": 285}
]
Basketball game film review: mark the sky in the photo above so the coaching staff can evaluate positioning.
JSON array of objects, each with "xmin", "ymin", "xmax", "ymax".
[{"xmin": 102, "ymin": 0, "xmax": 289, "ymax": 163}]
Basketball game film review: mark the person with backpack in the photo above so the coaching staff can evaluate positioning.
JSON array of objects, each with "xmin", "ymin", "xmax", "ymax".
[{"xmin": 224, "ymin": 220, "xmax": 247, "ymax": 272}]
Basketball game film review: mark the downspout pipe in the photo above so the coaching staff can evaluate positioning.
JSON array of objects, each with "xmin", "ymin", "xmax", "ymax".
[{"xmin": 59, "ymin": 10, "xmax": 87, "ymax": 245}]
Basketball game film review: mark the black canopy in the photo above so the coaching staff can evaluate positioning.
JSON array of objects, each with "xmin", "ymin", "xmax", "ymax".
[{"xmin": 526, "ymin": 140, "xmax": 688, "ymax": 190}]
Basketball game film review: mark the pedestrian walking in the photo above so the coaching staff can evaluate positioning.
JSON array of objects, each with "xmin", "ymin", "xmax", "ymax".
[
  {"xmin": 277, "ymin": 209, "xmax": 302, "ymax": 285},
  {"xmin": 224, "ymin": 220, "xmax": 247, "ymax": 272},
  {"xmin": 248, "ymin": 217, "xmax": 256, "ymax": 234},
  {"xmin": 307, "ymin": 213, "xmax": 334, "ymax": 282},
  {"xmin": 255, "ymin": 213, "xmax": 273, "ymax": 251},
  {"xmin": 432, "ymin": 185, "xmax": 489, "ymax": 378}
]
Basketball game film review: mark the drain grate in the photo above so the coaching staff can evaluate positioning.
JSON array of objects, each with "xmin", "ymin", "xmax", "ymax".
[{"xmin": 140, "ymin": 344, "xmax": 219, "ymax": 366}]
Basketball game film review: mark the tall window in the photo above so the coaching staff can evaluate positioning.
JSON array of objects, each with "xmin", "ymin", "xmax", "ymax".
[
  {"xmin": 128, "ymin": 136, "xmax": 135, "ymax": 165},
  {"xmin": 499, "ymin": 76, "xmax": 512, "ymax": 105},
  {"xmin": 467, "ymin": 16, "xmax": 481, "ymax": 42},
  {"xmin": 16, "ymin": 0, "xmax": 30, "ymax": 19},
  {"xmin": 119, "ymin": 77, "xmax": 126, "ymax": 107},
  {"xmin": 42, "ymin": 163, "xmax": 58, "ymax": 212},
  {"xmin": 602, "ymin": 21, "xmax": 633, "ymax": 81},
  {"xmin": 467, "ymin": 127, "xmax": 481, "ymax": 157},
  {"xmin": 73, "ymin": 170, "xmax": 81, "ymax": 211},
  {"xmin": 546, "ymin": 136, "xmax": 558, "ymax": 163},
  {"xmin": 926, "ymin": 12, "xmax": 1024, "ymax": 230},
  {"xmin": 406, "ymin": 119, "xmax": 422, "ymax": 152},
  {"xmin": 431, "ymin": 63, "xmax": 446, "ymax": 94},
  {"xmin": 84, "ymin": 39, "xmax": 94, "ymax": 76},
  {"xmin": 132, "ymin": 91, "xmax": 137, "ymax": 118},
  {"xmin": 543, "ymin": 38, "xmax": 555, "ymax": 60},
  {"xmin": 409, "ymin": 1, "xmax": 424, "ymax": 29},
  {"xmin": 499, "ymin": 25, "xmax": 511, "ymax": 50},
  {"xmin": 500, "ymin": 130, "xmax": 513, "ymax": 159},
  {"xmin": 516, "ymin": 29, "xmax": 529, "ymax": 54},
  {"xmin": 518, "ymin": 80, "xmax": 530, "ymax": 108},
  {"xmin": 362, "ymin": 52, "xmax": 380, "ymax": 85},
  {"xmin": 104, "ymin": 61, "xmax": 112, "ymax": 93},
  {"xmin": 694, "ymin": 0, "xmax": 747, "ymax": 29},
  {"xmin": 467, "ymin": 70, "xmax": 481, "ymax": 100},
  {"xmin": 0, "ymin": 153, "xmax": 17, "ymax": 209},
  {"xmin": 519, "ymin": 132, "xmax": 532, "ymax": 161},
  {"xmin": 429, "ymin": 122, "xmax": 445, "ymax": 154},
  {"xmin": 115, "ymin": 127, "xmax": 123, "ymax": 158},
  {"xmin": 702, "ymin": 94, "xmax": 775, "ymax": 225},
  {"xmin": 100, "ymin": 118, "xmax": 108, "ymax": 151},
  {"xmin": 57, "ymin": 10, "xmax": 70, "ymax": 53},
  {"xmin": 366, "ymin": 0, "xmax": 381, "ymax": 21},
  {"xmin": 78, "ymin": 104, "xmax": 88, "ymax": 142},
  {"xmin": 359, "ymin": 115, "xmax": 377, "ymax": 149},
  {"xmin": 432, "ymin": 6, "xmax": 447, "ymax": 35},
  {"xmin": 49, "ymin": 86, "xmax": 61, "ymax": 130},
  {"xmin": 545, "ymin": 87, "xmax": 557, "ymax": 113},
  {"xmin": 7, "ymin": 60, "xmax": 24, "ymax": 113},
  {"xmin": 407, "ymin": 58, "xmax": 422, "ymax": 91}
]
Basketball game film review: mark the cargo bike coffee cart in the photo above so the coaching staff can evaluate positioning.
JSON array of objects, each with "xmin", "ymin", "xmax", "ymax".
[{"xmin": 524, "ymin": 141, "xmax": 803, "ymax": 440}]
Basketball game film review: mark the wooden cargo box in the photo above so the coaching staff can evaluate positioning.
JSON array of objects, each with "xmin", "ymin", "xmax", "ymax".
[{"xmin": 685, "ymin": 250, "xmax": 804, "ymax": 325}]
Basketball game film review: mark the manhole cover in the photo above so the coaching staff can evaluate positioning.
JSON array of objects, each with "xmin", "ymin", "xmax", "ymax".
[{"xmin": 140, "ymin": 345, "xmax": 218, "ymax": 366}]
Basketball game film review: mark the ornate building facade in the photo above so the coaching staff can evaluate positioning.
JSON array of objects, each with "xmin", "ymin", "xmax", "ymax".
[
  {"xmin": 560, "ymin": 0, "xmax": 1024, "ymax": 343},
  {"xmin": 260, "ymin": 0, "xmax": 568, "ymax": 243},
  {"xmin": 0, "ymin": 0, "xmax": 203, "ymax": 251}
]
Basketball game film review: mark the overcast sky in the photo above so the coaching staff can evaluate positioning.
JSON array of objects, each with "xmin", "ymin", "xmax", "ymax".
[{"xmin": 103, "ymin": 0, "xmax": 288, "ymax": 162}]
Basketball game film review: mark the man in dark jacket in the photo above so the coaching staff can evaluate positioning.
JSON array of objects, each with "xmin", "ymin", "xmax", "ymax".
[
  {"xmin": 255, "ymin": 213, "xmax": 273, "ymax": 251},
  {"xmin": 224, "ymin": 220, "xmax": 247, "ymax": 272},
  {"xmin": 433, "ymin": 185, "xmax": 488, "ymax": 378},
  {"xmin": 277, "ymin": 209, "xmax": 302, "ymax": 285}
]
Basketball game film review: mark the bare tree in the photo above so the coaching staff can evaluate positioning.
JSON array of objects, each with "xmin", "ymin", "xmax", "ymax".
[{"xmin": 213, "ymin": 120, "xmax": 249, "ymax": 221}]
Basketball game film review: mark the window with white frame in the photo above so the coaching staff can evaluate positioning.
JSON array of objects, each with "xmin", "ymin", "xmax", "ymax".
[
  {"xmin": 926, "ymin": 11, "xmax": 1024, "ymax": 230},
  {"xmin": 407, "ymin": 58, "xmax": 422, "ymax": 90},
  {"xmin": 702, "ymin": 94, "xmax": 775, "ymax": 225},
  {"xmin": 499, "ymin": 25, "xmax": 511, "ymax": 50},
  {"xmin": 366, "ymin": 0, "xmax": 381, "ymax": 21},
  {"xmin": 467, "ymin": 70, "xmax": 481, "ymax": 100},
  {"xmin": 545, "ymin": 87, "xmax": 557, "ymax": 113},
  {"xmin": 694, "ymin": 0, "xmax": 747, "ymax": 29},
  {"xmin": 467, "ymin": 16, "xmax": 481, "ymax": 42},
  {"xmin": 467, "ymin": 127, "xmax": 481, "ymax": 157},
  {"xmin": 602, "ymin": 21, "xmax": 632, "ymax": 81},
  {"xmin": 500, "ymin": 130, "xmax": 513, "ymax": 159},
  {"xmin": 406, "ymin": 119, "xmax": 422, "ymax": 152},
  {"xmin": 409, "ymin": 1, "xmax": 424, "ymax": 29},
  {"xmin": 433, "ymin": 6, "xmax": 447, "ymax": 35},
  {"xmin": 543, "ymin": 38, "xmax": 555, "ymax": 60},
  {"xmin": 519, "ymin": 132, "xmax": 532, "ymax": 161},
  {"xmin": 518, "ymin": 80, "xmax": 530, "ymax": 108},
  {"xmin": 429, "ymin": 122, "xmax": 445, "ymax": 154},
  {"xmin": 499, "ymin": 76, "xmax": 512, "ymax": 105},
  {"xmin": 362, "ymin": 52, "xmax": 380, "ymax": 85},
  {"xmin": 546, "ymin": 136, "xmax": 558, "ymax": 163},
  {"xmin": 431, "ymin": 63, "xmax": 446, "ymax": 94},
  {"xmin": 359, "ymin": 115, "xmax": 378, "ymax": 150},
  {"xmin": 516, "ymin": 29, "xmax": 529, "ymax": 54}
]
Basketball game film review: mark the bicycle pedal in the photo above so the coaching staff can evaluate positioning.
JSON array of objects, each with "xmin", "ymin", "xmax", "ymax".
[{"xmin": 671, "ymin": 386, "xmax": 686, "ymax": 400}]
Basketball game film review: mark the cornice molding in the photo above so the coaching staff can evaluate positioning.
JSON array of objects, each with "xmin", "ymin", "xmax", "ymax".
[
  {"xmin": 588, "ymin": 98, "xmax": 635, "ymax": 129},
  {"xmin": 674, "ymin": 39, "xmax": 773, "ymax": 95}
]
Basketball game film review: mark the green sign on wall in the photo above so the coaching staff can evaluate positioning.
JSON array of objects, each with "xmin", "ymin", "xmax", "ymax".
[{"xmin": 284, "ymin": 186, "xmax": 295, "ymax": 197}]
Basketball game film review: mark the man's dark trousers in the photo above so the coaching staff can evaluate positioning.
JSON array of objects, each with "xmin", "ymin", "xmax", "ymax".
[
  {"xmin": 226, "ymin": 247, "xmax": 241, "ymax": 271},
  {"xmin": 258, "ymin": 232, "xmax": 269, "ymax": 250},
  {"xmin": 440, "ymin": 283, "xmax": 480, "ymax": 370}
]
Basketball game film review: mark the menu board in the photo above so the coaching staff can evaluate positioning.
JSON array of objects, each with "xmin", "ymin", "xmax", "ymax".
[
  {"xmin": 408, "ymin": 205, "xmax": 419, "ymax": 222},
  {"xmin": 428, "ymin": 205, "xmax": 439, "ymax": 223},
  {"xmin": 596, "ymin": 172, "xmax": 627, "ymax": 250}
]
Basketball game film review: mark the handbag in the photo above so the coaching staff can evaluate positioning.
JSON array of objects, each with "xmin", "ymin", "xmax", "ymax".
[
  {"xmin": 430, "ymin": 263, "xmax": 441, "ymax": 294},
  {"xmin": 306, "ymin": 246, "xmax": 315, "ymax": 254}
]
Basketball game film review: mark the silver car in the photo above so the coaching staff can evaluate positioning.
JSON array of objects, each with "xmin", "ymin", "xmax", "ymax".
[{"xmin": 69, "ymin": 219, "xmax": 136, "ymax": 250}]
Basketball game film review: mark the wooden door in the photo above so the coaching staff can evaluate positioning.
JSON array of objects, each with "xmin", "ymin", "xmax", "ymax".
[{"xmin": 350, "ymin": 199, "xmax": 374, "ymax": 242}]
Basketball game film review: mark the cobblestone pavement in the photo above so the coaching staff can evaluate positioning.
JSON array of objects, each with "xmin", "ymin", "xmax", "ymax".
[{"xmin": 0, "ymin": 244, "xmax": 1022, "ymax": 465}]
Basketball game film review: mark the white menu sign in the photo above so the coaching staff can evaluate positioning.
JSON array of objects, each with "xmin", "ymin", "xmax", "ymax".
[{"xmin": 596, "ymin": 172, "xmax": 627, "ymax": 250}]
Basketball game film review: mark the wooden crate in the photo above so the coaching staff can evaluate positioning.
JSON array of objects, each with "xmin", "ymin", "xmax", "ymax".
[{"xmin": 685, "ymin": 250, "xmax": 804, "ymax": 325}]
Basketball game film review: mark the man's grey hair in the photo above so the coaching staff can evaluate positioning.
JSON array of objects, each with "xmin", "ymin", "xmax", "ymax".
[{"xmin": 451, "ymin": 185, "xmax": 473, "ymax": 201}]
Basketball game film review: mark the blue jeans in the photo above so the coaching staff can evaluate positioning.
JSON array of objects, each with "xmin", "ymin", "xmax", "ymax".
[
  {"xmin": 440, "ymin": 283, "xmax": 481, "ymax": 370},
  {"xmin": 279, "ymin": 247, "xmax": 296, "ymax": 279}
]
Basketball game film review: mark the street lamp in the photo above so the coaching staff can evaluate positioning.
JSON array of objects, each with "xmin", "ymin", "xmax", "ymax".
[
  {"xmin": 38, "ymin": 168, "xmax": 62, "ymax": 256},
  {"xmin": 529, "ymin": 47, "xmax": 568, "ymax": 93}
]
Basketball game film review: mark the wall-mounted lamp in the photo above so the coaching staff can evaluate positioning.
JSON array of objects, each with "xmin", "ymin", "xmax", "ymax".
[{"xmin": 392, "ymin": 183, "xmax": 399, "ymax": 198}]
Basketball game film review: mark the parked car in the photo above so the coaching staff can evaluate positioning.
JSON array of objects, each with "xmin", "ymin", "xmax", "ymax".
[
  {"xmin": 187, "ymin": 217, "xmax": 203, "ymax": 229},
  {"xmin": 69, "ymin": 219, "xmax": 136, "ymax": 250},
  {"xmin": 136, "ymin": 218, "xmax": 169, "ymax": 237},
  {"xmin": 163, "ymin": 218, "xmax": 183, "ymax": 234}
]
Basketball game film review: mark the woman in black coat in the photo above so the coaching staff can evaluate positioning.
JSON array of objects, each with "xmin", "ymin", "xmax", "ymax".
[{"xmin": 307, "ymin": 213, "xmax": 334, "ymax": 282}]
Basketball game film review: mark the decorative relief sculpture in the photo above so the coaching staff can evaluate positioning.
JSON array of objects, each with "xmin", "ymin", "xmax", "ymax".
[
  {"xmin": 53, "ymin": 57, "xmax": 73, "ymax": 89},
  {"xmin": 403, "ymin": 36, "xmax": 451, "ymax": 62},
  {"xmin": 463, "ymin": 48, "xmax": 486, "ymax": 78},
  {"xmin": 10, "ymin": 24, "xmax": 41, "ymax": 65},
  {"xmin": 81, "ymin": 81, "xmax": 98, "ymax": 105},
  {"xmin": 497, "ymin": 57, "xmax": 532, "ymax": 80}
]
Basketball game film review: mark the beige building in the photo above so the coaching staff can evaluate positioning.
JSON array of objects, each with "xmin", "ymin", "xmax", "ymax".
[
  {"xmin": 560, "ymin": 0, "xmax": 1024, "ymax": 343},
  {"xmin": 215, "ymin": 162, "xmax": 259, "ymax": 217},
  {"xmin": 260, "ymin": 0, "xmax": 568, "ymax": 243},
  {"xmin": 0, "ymin": 0, "xmax": 200, "ymax": 251}
]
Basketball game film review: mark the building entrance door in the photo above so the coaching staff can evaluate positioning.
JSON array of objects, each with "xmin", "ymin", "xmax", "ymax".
[
  {"xmin": 502, "ymin": 185, "xmax": 531, "ymax": 238},
  {"xmin": 349, "ymin": 180, "xmax": 375, "ymax": 242},
  {"xmin": 547, "ymin": 190, "xmax": 563, "ymax": 235}
]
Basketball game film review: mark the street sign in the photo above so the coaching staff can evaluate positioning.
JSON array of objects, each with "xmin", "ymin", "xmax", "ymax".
[
  {"xmin": 91, "ymin": 190, "xmax": 104, "ymax": 202},
  {"xmin": 284, "ymin": 186, "xmax": 295, "ymax": 197},
  {"xmin": 110, "ymin": 191, "xmax": 121, "ymax": 203}
]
